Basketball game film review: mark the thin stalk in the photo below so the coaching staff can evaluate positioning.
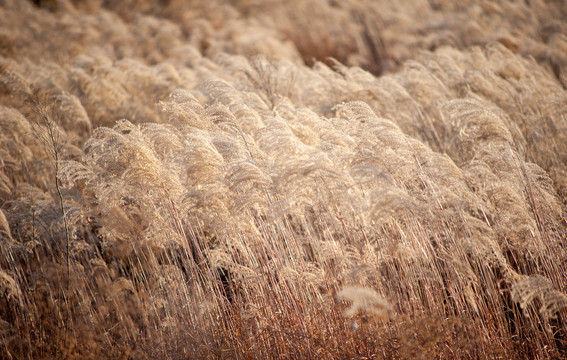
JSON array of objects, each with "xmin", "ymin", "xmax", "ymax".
[{"xmin": 27, "ymin": 91, "xmax": 71, "ymax": 285}]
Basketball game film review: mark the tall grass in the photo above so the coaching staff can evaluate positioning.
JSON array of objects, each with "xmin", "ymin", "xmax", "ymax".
[{"xmin": 1, "ymin": 1, "xmax": 567, "ymax": 359}]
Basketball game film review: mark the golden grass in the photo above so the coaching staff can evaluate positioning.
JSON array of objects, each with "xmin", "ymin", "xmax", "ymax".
[{"xmin": 1, "ymin": 1, "xmax": 567, "ymax": 359}]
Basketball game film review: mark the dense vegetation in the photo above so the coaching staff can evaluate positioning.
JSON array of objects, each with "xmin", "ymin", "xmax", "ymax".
[{"xmin": 1, "ymin": 0, "xmax": 567, "ymax": 358}]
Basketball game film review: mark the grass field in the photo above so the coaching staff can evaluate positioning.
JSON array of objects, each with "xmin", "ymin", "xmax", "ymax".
[{"xmin": 1, "ymin": 0, "xmax": 567, "ymax": 358}]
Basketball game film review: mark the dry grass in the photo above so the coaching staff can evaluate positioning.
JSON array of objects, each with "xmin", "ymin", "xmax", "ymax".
[{"xmin": 1, "ymin": 0, "xmax": 567, "ymax": 359}]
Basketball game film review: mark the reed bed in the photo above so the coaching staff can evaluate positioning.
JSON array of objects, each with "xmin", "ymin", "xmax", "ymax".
[{"xmin": 1, "ymin": 1, "xmax": 566, "ymax": 358}]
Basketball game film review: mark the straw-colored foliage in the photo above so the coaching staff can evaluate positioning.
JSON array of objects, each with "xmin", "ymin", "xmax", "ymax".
[{"xmin": 1, "ymin": 0, "xmax": 566, "ymax": 358}]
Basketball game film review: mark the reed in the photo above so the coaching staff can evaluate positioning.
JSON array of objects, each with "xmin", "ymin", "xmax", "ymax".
[{"xmin": 1, "ymin": 1, "xmax": 566, "ymax": 359}]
